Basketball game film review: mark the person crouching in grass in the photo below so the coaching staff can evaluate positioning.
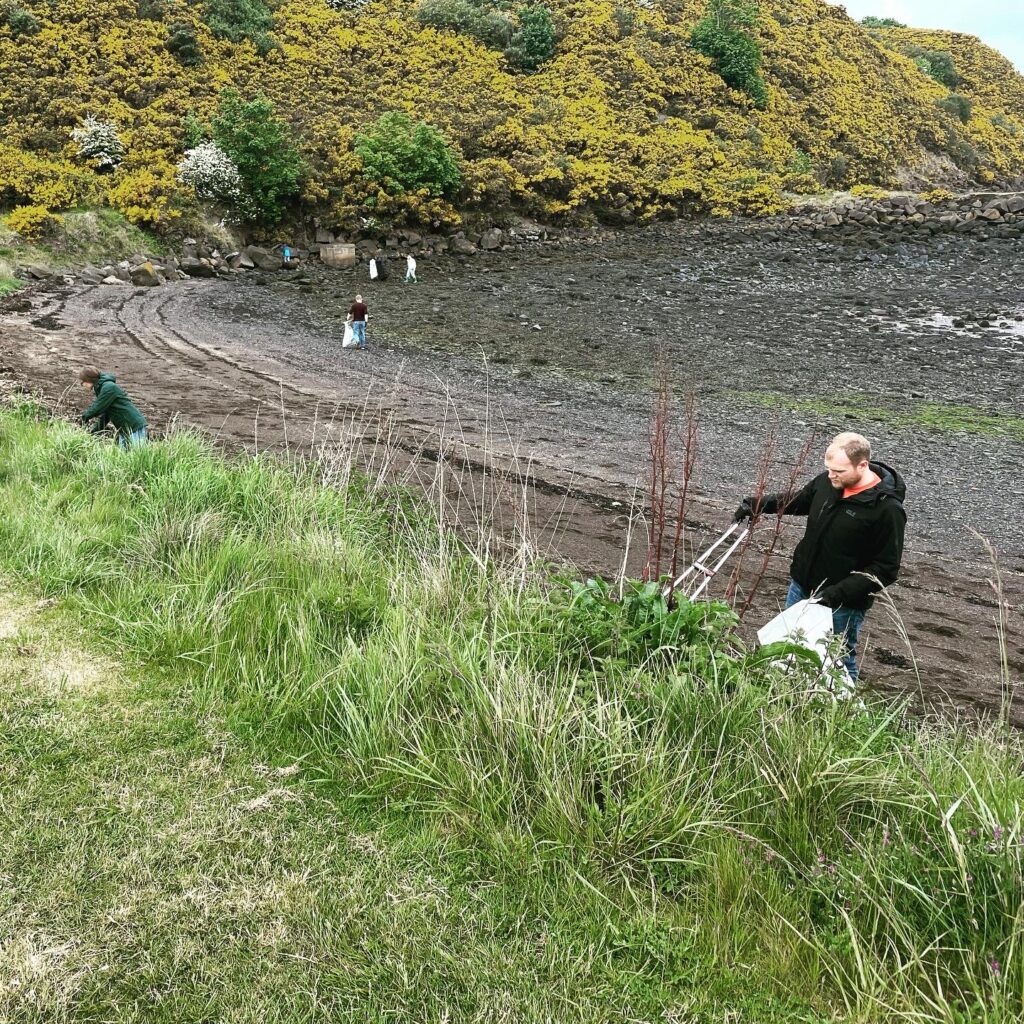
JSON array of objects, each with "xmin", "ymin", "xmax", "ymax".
[{"xmin": 79, "ymin": 367, "xmax": 147, "ymax": 447}]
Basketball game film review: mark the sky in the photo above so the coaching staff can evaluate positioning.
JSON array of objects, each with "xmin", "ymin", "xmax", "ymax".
[{"xmin": 829, "ymin": 1, "xmax": 1023, "ymax": 73}]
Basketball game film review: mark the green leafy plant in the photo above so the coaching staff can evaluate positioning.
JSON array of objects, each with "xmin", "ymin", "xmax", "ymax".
[
  {"xmin": 416, "ymin": 0, "xmax": 513, "ymax": 49},
  {"xmin": 690, "ymin": 0, "xmax": 767, "ymax": 108},
  {"xmin": 354, "ymin": 111, "xmax": 462, "ymax": 197},
  {"xmin": 203, "ymin": 0, "xmax": 275, "ymax": 55},
  {"xmin": 905, "ymin": 46, "xmax": 958, "ymax": 88},
  {"xmin": 166, "ymin": 22, "xmax": 203, "ymax": 67},
  {"xmin": 212, "ymin": 91, "xmax": 302, "ymax": 225},
  {"xmin": 860, "ymin": 15, "xmax": 905, "ymax": 28},
  {"xmin": 505, "ymin": 4, "xmax": 556, "ymax": 72},
  {"xmin": 3, "ymin": 3, "xmax": 39, "ymax": 35},
  {"xmin": 936, "ymin": 93, "xmax": 973, "ymax": 124}
]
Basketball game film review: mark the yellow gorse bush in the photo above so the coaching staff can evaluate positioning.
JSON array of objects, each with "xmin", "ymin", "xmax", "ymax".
[
  {"xmin": 0, "ymin": 0, "xmax": 1022, "ymax": 229},
  {"xmin": 5, "ymin": 203, "xmax": 63, "ymax": 239}
]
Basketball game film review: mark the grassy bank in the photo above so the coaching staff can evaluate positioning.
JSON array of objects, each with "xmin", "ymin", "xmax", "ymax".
[
  {"xmin": 0, "ymin": 209, "xmax": 168, "ymax": 285},
  {"xmin": 0, "ymin": 401, "xmax": 1020, "ymax": 1022}
]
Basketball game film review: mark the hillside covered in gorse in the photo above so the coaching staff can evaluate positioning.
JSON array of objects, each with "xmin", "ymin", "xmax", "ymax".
[{"xmin": 1, "ymin": 0, "xmax": 1023, "ymax": 236}]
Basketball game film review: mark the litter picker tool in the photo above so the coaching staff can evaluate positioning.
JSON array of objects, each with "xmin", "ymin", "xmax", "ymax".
[{"xmin": 664, "ymin": 521, "xmax": 749, "ymax": 601}]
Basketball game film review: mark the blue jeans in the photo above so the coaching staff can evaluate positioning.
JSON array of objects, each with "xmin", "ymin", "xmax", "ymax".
[
  {"xmin": 352, "ymin": 321, "xmax": 366, "ymax": 349},
  {"xmin": 118, "ymin": 427, "xmax": 147, "ymax": 448},
  {"xmin": 786, "ymin": 579, "xmax": 865, "ymax": 681}
]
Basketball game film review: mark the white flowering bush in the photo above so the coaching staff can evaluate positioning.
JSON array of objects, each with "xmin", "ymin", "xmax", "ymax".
[
  {"xmin": 71, "ymin": 115, "xmax": 125, "ymax": 170},
  {"xmin": 176, "ymin": 141, "xmax": 242, "ymax": 205}
]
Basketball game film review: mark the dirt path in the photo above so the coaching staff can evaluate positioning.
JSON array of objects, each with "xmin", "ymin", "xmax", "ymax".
[{"xmin": 0, "ymin": 222, "xmax": 1021, "ymax": 720}]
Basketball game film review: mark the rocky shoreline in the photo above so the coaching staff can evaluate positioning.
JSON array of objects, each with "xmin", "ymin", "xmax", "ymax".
[{"xmin": 12, "ymin": 189, "xmax": 1024, "ymax": 291}]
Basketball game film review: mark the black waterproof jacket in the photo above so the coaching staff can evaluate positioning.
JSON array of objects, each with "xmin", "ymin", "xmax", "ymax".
[
  {"xmin": 81, "ymin": 373, "xmax": 147, "ymax": 436},
  {"xmin": 755, "ymin": 461, "xmax": 906, "ymax": 610}
]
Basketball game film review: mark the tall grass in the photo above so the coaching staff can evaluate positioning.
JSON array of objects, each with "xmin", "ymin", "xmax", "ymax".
[{"xmin": 0, "ymin": 402, "xmax": 1020, "ymax": 1022}]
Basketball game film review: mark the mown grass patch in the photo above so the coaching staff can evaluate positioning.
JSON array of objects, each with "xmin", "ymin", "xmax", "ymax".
[
  {"xmin": 736, "ymin": 390, "xmax": 1024, "ymax": 443},
  {"xmin": 0, "ymin": 401, "xmax": 1020, "ymax": 1022}
]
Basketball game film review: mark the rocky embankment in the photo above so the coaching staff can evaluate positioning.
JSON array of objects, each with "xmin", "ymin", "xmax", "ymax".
[{"xmin": 12, "ymin": 190, "xmax": 1024, "ymax": 290}]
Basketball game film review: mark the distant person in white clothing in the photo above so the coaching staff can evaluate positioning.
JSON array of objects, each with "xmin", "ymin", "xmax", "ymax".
[{"xmin": 404, "ymin": 253, "xmax": 417, "ymax": 284}]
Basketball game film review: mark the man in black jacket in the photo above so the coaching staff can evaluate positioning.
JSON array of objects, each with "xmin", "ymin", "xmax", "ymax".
[{"xmin": 735, "ymin": 432, "xmax": 906, "ymax": 680}]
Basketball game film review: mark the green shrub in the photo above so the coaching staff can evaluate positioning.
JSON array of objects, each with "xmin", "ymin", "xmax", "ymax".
[
  {"xmin": 936, "ymin": 93, "xmax": 973, "ymax": 124},
  {"xmin": 354, "ymin": 111, "xmax": 462, "ymax": 197},
  {"xmin": 212, "ymin": 91, "xmax": 302, "ymax": 225},
  {"xmin": 416, "ymin": 0, "xmax": 513, "ymax": 49},
  {"xmin": 505, "ymin": 4, "xmax": 556, "ymax": 72},
  {"xmin": 203, "ymin": 0, "xmax": 275, "ymax": 55},
  {"xmin": 690, "ymin": 0, "xmax": 767, "ymax": 108},
  {"xmin": 991, "ymin": 112, "xmax": 1019, "ymax": 136},
  {"xmin": 136, "ymin": 0, "xmax": 164, "ymax": 21},
  {"xmin": 3, "ymin": 4, "xmax": 40, "ymax": 36},
  {"xmin": 859, "ymin": 16, "xmax": 906, "ymax": 28},
  {"xmin": 905, "ymin": 46, "xmax": 959, "ymax": 88},
  {"xmin": 166, "ymin": 22, "xmax": 203, "ymax": 67}
]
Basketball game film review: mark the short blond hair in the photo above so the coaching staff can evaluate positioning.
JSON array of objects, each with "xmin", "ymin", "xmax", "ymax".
[{"xmin": 830, "ymin": 431, "xmax": 871, "ymax": 467}]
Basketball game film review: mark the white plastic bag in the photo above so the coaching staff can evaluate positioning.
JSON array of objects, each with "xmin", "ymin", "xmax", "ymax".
[
  {"xmin": 368, "ymin": 258, "xmax": 378, "ymax": 280},
  {"xmin": 342, "ymin": 320, "xmax": 357, "ymax": 348},
  {"xmin": 758, "ymin": 599, "xmax": 833, "ymax": 655},
  {"xmin": 758, "ymin": 599, "xmax": 855, "ymax": 696}
]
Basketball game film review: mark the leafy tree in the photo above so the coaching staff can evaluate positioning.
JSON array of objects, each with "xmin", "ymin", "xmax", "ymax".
[
  {"xmin": 3, "ymin": 4, "xmax": 40, "ymax": 36},
  {"xmin": 906, "ymin": 46, "xmax": 958, "ymax": 88},
  {"xmin": 505, "ymin": 4, "xmax": 556, "ymax": 72},
  {"xmin": 935, "ymin": 93, "xmax": 973, "ymax": 124},
  {"xmin": 182, "ymin": 111, "xmax": 208, "ymax": 150},
  {"xmin": 212, "ymin": 91, "xmax": 302, "ymax": 225},
  {"xmin": 416, "ymin": 0, "xmax": 512, "ymax": 49},
  {"xmin": 354, "ymin": 111, "xmax": 461, "ymax": 197},
  {"xmin": 203, "ymin": 0, "xmax": 275, "ymax": 56},
  {"xmin": 166, "ymin": 22, "xmax": 204, "ymax": 67},
  {"xmin": 860, "ymin": 16, "xmax": 906, "ymax": 28},
  {"xmin": 691, "ymin": 0, "xmax": 767, "ymax": 108}
]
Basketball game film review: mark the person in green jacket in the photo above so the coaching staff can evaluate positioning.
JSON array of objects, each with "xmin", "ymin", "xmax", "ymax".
[{"xmin": 79, "ymin": 368, "xmax": 147, "ymax": 447}]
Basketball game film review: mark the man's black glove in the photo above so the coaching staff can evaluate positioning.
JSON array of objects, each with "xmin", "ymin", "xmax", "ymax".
[
  {"xmin": 815, "ymin": 586, "xmax": 839, "ymax": 608},
  {"xmin": 733, "ymin": 498, "xmax": 756, "ymax": 523}
]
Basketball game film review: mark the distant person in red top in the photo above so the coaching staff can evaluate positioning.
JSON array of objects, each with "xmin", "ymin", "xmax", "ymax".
[
  {"xmin": 348, "ymin": 294, "xmax": 369, "ymax": 351},
  {"xmin": 735, "ymin": 432, "xmax": 906, "ymax": 680}
]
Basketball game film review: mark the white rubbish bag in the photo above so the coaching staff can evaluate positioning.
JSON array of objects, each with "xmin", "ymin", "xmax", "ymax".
[
  {"xmin": 368, "ymin": 258, "xmax": 378, "ymax": 280},
  {"xmin": 342, "ymin": 319, "xmax": 357, "ymax": 348},
  {"xmin": 758, "ymin": 599, "xmax": 855, "ymax": 697}
]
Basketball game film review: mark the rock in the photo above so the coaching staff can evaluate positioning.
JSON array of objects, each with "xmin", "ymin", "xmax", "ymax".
[
  {"xmin": 25, "ymin": 264, "xmax": 53, "ymax": 279},
  {"xmin": 229, "ymin": 252, "xmax": 255, "ymax": 270},
  {"xmin": 355, "ymin": 238, "xmax": 379, "ymax": 256},
  {"xmin": 320, "ymin": 243, "xmax": 357, "ymax": 269},
  {"xmin": 78, "ymin": 265, "xmax": 104, "ymax": 285},
  {"xmin": 243, "ymin": 245, "xmax": 282, "ymax": 271},
  {"xmin": 130, "ymin": 261, "xmax": 161, "ymax": 287},
  {"xmin": 102, "ymin": 275, "xmax": 127, "ymax": 285},
  {"xmin": 480, "ymin": 228, "xmax": 504, "ymax": 249},
  {"xmin": 180, "ymin": 257, "xmax": 216, "ymax": 278},
  {"xmin": 450, "ymin": 235, "xmax": 478, "ymax": 256},
  {"xmin": 315, "ymin": 228, "xmax": 335, "ymax": 244},
  {"xmin": 402, "ymin": 229, "xmax": 422, "ymax": 246}
]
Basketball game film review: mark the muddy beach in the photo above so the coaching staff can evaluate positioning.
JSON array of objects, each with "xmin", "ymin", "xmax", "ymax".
[{"xmin": 1, "ymin": 220, "xmax": 1021, "ymax": 719}]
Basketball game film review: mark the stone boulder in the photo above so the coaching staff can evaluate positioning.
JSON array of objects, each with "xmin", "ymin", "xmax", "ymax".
[
  {"xmin": 130, "ymin": 261, "xmax": 161, "ymax": 287},
  {"xmin": 450, "ymin": 235, "xmax": 477, "ymax": 256},
  {"xmin": 102, "ymin": 275, "xmax": 127, "ymax": 286},
  {"xmin": 180, "ymin": 257, "xmax": 217, "ymax": 278},
  {"xmin": 24, "ymin": 264, "xmax": 53, "ymax": 280},
  {"xmin": 320, "ymin": 243, "xmax": 357, "ymax": 269},
  {"xmin": 244, "ymin": 245, "xmax": 282, "ymax": 271},
  {"xmin": 228, "ymin": 252, "xmax": 255, "ymax": 270},
  {"xmin": 78, "ymin": 265, "xmax": 104, "ymax": 285},
  {"xmin": 480, "ymin": 228, "xmax": 503, "ymax": 250}
]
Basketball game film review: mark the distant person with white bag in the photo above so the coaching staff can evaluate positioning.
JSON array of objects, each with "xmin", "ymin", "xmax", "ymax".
[
  {"xmin": 735, "ymin": 432, "xmax": 907, "ymax": 680},
  {"xmin": 346, "ymin": 294, "xmax": 369, "ymax": 351},
  {"xmin": 404, "ymin": 253, "xmax": 417, "ymax": 284}
]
